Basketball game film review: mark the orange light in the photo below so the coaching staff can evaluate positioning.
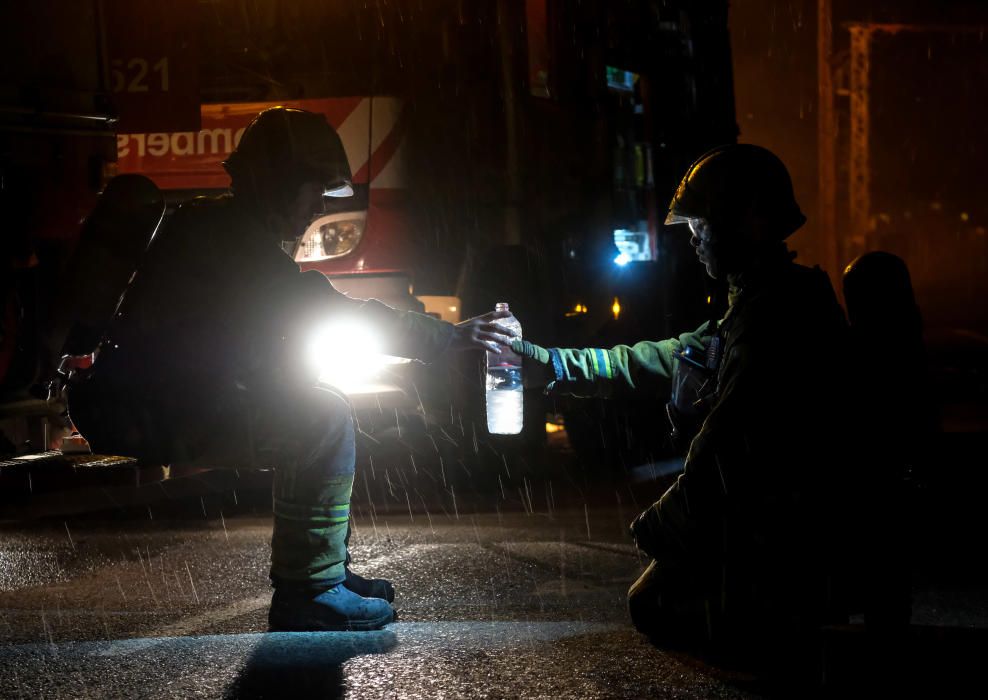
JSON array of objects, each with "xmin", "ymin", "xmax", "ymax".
[
  {"xmin": 706, "ymin": 295, "xmax": 712, "ymax": 305},
  {"xmin": 612, "ymin": 297, "xmax": 621, "ymax": 320},
  {"xmin": 544, "ymin": 422, "xmax": 565, "ymax": 434}
]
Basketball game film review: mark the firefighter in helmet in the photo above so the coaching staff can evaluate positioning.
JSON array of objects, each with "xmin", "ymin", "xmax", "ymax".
[
  {"xmin": 69, "ymin": 108, "xmax": 513, "ymax": 631},
  {"xmin": 513, "ymin": 144, "xmax": 850, "ymax": 657}
]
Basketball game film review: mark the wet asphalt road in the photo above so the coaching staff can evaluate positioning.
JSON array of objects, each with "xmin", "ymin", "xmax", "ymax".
[
  {"xmin": 3, "ymin": 500, "xmax": 987, "ymax": 699},
  {"xmin": 0, "ymin": 509, "xmax": 759, "ymax": 699}
]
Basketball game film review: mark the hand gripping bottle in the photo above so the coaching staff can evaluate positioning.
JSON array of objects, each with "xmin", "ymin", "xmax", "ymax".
[{"xmin": 485, "ymin": 302, "xmax": 523, "ymax": 434}]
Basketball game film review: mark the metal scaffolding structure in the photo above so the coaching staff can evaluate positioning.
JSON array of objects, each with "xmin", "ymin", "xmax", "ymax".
[
  {"xmin": 848, "ymin": 24, "xmax": 872, "ymax": 250},
  {"xmin": 825, "ymin": 20, "xmax": 987, "ymax": 263},
  {"xmin": 817, "ymin": 0, "xmax": 838, "ymax": 277}
]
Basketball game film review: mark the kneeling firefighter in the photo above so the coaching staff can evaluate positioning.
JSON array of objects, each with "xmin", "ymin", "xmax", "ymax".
[
  {"xmin": 68, "ymin": 107, "xmax": 513, "ymax": 631},
  {"xmin": 513, "ymin": 144, "xmax": 852, "ymax": 657}
]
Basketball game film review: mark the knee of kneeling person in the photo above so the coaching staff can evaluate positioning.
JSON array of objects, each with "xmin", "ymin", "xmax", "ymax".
[
  {"xmin": 627, "ymin": 563, "xmax": 663, "ymax": 634},
  {"xmin": 293, "ymin": 386, "xmax": 356, "ymax": 477},
  {"xmin": 292, "ymin": 385, "xmax": 353, "ymax": 438},
  {"xmin": 316, "ymin": 386, "xmax": 354, "ymax": 435}
]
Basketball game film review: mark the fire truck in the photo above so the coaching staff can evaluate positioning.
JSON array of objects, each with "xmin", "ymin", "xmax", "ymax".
[{"xmin": 1, "ymin": 1, "xmax": 737, "ymax": 500}]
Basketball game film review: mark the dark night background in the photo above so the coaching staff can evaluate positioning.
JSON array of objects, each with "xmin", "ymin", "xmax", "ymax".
[{"xmin": 1, "ymin": 1, "xmax": 987, "ymax": 697}]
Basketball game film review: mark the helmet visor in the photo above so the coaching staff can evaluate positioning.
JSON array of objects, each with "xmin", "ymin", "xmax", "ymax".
[
  {"xmin": 324, "ymin": 182, "xmax": 354, "ymax": 198},
  {"xmin": 664, "ymin": 211, "xmax": 693, "ymax": 226}
]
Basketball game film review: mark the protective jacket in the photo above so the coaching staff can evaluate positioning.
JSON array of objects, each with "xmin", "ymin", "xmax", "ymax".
[
  {"xmin": 544, "ymin": 322, "xmax": 714, "ymax": 399},
  {"xmin": 69, "ymin": 195, "xmax": 452, "ymax": 462},
  {"xmin": 548, "ymin": 249, "xmax": 849, "ymax": 619}
]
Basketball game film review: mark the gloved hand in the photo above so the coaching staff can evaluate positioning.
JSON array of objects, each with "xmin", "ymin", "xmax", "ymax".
[
  {"xmin": 510, "ymin": 339, "xmax": 557, "ymax": 388},
  {"xmin": 629, "ymin": 504, "xmax": 665, "ymax": 560},
  {"xmin": 450, "ymin": 308, "xmax": 516, "ymax": 353}
]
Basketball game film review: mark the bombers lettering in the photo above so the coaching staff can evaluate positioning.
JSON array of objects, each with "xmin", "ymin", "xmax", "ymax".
[{"xmin": 116, "ymin": 127, "xmax": 247, "ymax": 159}]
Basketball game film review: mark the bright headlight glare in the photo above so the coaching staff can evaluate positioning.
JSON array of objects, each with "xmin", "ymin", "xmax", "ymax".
[
  {"xmin": 308, "ymin": 319, "xmax": 381, "ymax": 384},
  {"xmin": 295, "ymin": 212, "xmax": 367, "ymax": 262}
]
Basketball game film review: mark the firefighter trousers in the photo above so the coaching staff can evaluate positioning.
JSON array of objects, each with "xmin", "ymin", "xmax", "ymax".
[{"xmin": 185, "ymin": 383, "xmax": 357, "ymax": 590}]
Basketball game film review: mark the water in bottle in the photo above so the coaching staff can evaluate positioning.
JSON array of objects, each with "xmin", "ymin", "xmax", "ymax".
[{"xmin": 485, "ymin": 302, "xmax": 523, "ymax": 434}]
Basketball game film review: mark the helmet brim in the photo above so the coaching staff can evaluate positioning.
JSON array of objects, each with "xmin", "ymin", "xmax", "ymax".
[
  {"xmin": 664, "ymin": 211, "xmax": 693, "ymax": 226},
  {"xmin": 324, "ymin": 182, "xmax": 354, "ymax": 198}
]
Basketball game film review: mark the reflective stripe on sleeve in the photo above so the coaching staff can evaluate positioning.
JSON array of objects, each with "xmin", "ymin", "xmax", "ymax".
[{"xmin": 593, "ymin": 349, "xmax": 614, "ymax": 379}]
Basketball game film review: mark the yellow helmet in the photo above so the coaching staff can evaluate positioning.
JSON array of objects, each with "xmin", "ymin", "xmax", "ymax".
[{"xmin": 665, "ymin": 144, "xmax": 805, "ymax": 239}]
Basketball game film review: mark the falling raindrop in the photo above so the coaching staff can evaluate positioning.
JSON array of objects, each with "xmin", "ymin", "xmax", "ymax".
[
  {"xmin": 136, "ymin": 548, "xmax": 158, "ymax": 605},
  {"xmin": 369, "ymin": 504, "xmax": 380, "ymax": 540},
  {"xmin": 185, "ymin": 561, "xmax": 200, "ymax": 604},
  {"xmin": 40, "ymin": 610, "xmax": 56, "ymax": 657},
  {"xmin": 559, "ymin": 528, "xmax": 567, "ymax": 597}
]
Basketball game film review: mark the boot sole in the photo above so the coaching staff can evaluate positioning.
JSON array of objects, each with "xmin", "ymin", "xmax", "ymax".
[{"xmin": 268, "ymin": 609, "xmax": 395, "ymax": 633}]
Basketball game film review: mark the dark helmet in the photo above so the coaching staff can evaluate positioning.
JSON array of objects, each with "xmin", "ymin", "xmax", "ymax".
[
  {"xmin": 665, "ymin": 144, "xmax": 806, "ymax": 239},
  {"xmin": 843, "ymin": 251, "xmax": 921, "ymax": 334},
  {"xmin": 223, "ymin": 107, "xmax": 353, "ymax": 199}
]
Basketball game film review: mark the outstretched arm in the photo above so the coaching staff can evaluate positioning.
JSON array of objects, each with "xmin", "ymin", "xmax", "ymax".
[
  {"xmin": 292, "ymin": 272, "xmax": 515, "ymax": 361},
  {"xmin": 512, "ymin": 321, "xmax": 714, "ymax": 398}
]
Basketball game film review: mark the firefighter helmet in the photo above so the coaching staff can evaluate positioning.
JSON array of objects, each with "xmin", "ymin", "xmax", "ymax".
[
  {"xmin": 843, "ymin": 251, "xmax": 920, "ymax": 332},
  {"xmin": 665, "ymin": 144, "xmax": 805, "ymax": 239},
  {"xmin": 223, "ymin": 107, "xmax": 353, "ymax": 199}
]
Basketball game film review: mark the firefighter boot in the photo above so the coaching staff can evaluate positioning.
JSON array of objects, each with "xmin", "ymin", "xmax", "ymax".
[
  {"xmin": 268, "ymin": 583, "xmax": 395, "ymax": 632},
  {"xmin": 345, "ymin": 568, "xmax": 396, "ymax": 603}
]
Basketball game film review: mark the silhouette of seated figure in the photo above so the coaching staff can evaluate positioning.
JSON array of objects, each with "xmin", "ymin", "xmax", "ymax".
[{"xmin": 843, "ymin": 251, "xmax": 937, "ymax": 633}]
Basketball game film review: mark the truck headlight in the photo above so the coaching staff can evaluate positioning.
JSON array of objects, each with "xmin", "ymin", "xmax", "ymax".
[
  {"xmin": 295, "ymin": 212, "xmax": 367, "ymax": 262},
  {"xmin": 307, "ymin": 319, "xmax": 409, "ymax": 392}
]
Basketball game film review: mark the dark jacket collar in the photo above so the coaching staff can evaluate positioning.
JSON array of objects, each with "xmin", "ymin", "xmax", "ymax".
[{"xmin": 726, "ymin": 243, "xmax": 797, "ymax": 307}]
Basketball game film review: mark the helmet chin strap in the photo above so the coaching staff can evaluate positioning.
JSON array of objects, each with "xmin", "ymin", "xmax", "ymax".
[
  {"xmin": 265, "ymin": 208, "xmax": 306, "ymax": 245},
  {"xmin": 708, "ymin": 213, "xmax": 788, "ymax": 275},
  {"xmin": 237, "ymin": 184, "xmax": 306, "ymax": 244},
  {"xmin": 239, "ymin": 197, "xmax": 293, "ymax": 245}
]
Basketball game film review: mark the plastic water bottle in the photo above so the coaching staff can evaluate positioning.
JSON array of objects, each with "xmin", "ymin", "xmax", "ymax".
[{"xmin": 485, "ymin": 302, "xmax": 523, "ymax": 434}]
